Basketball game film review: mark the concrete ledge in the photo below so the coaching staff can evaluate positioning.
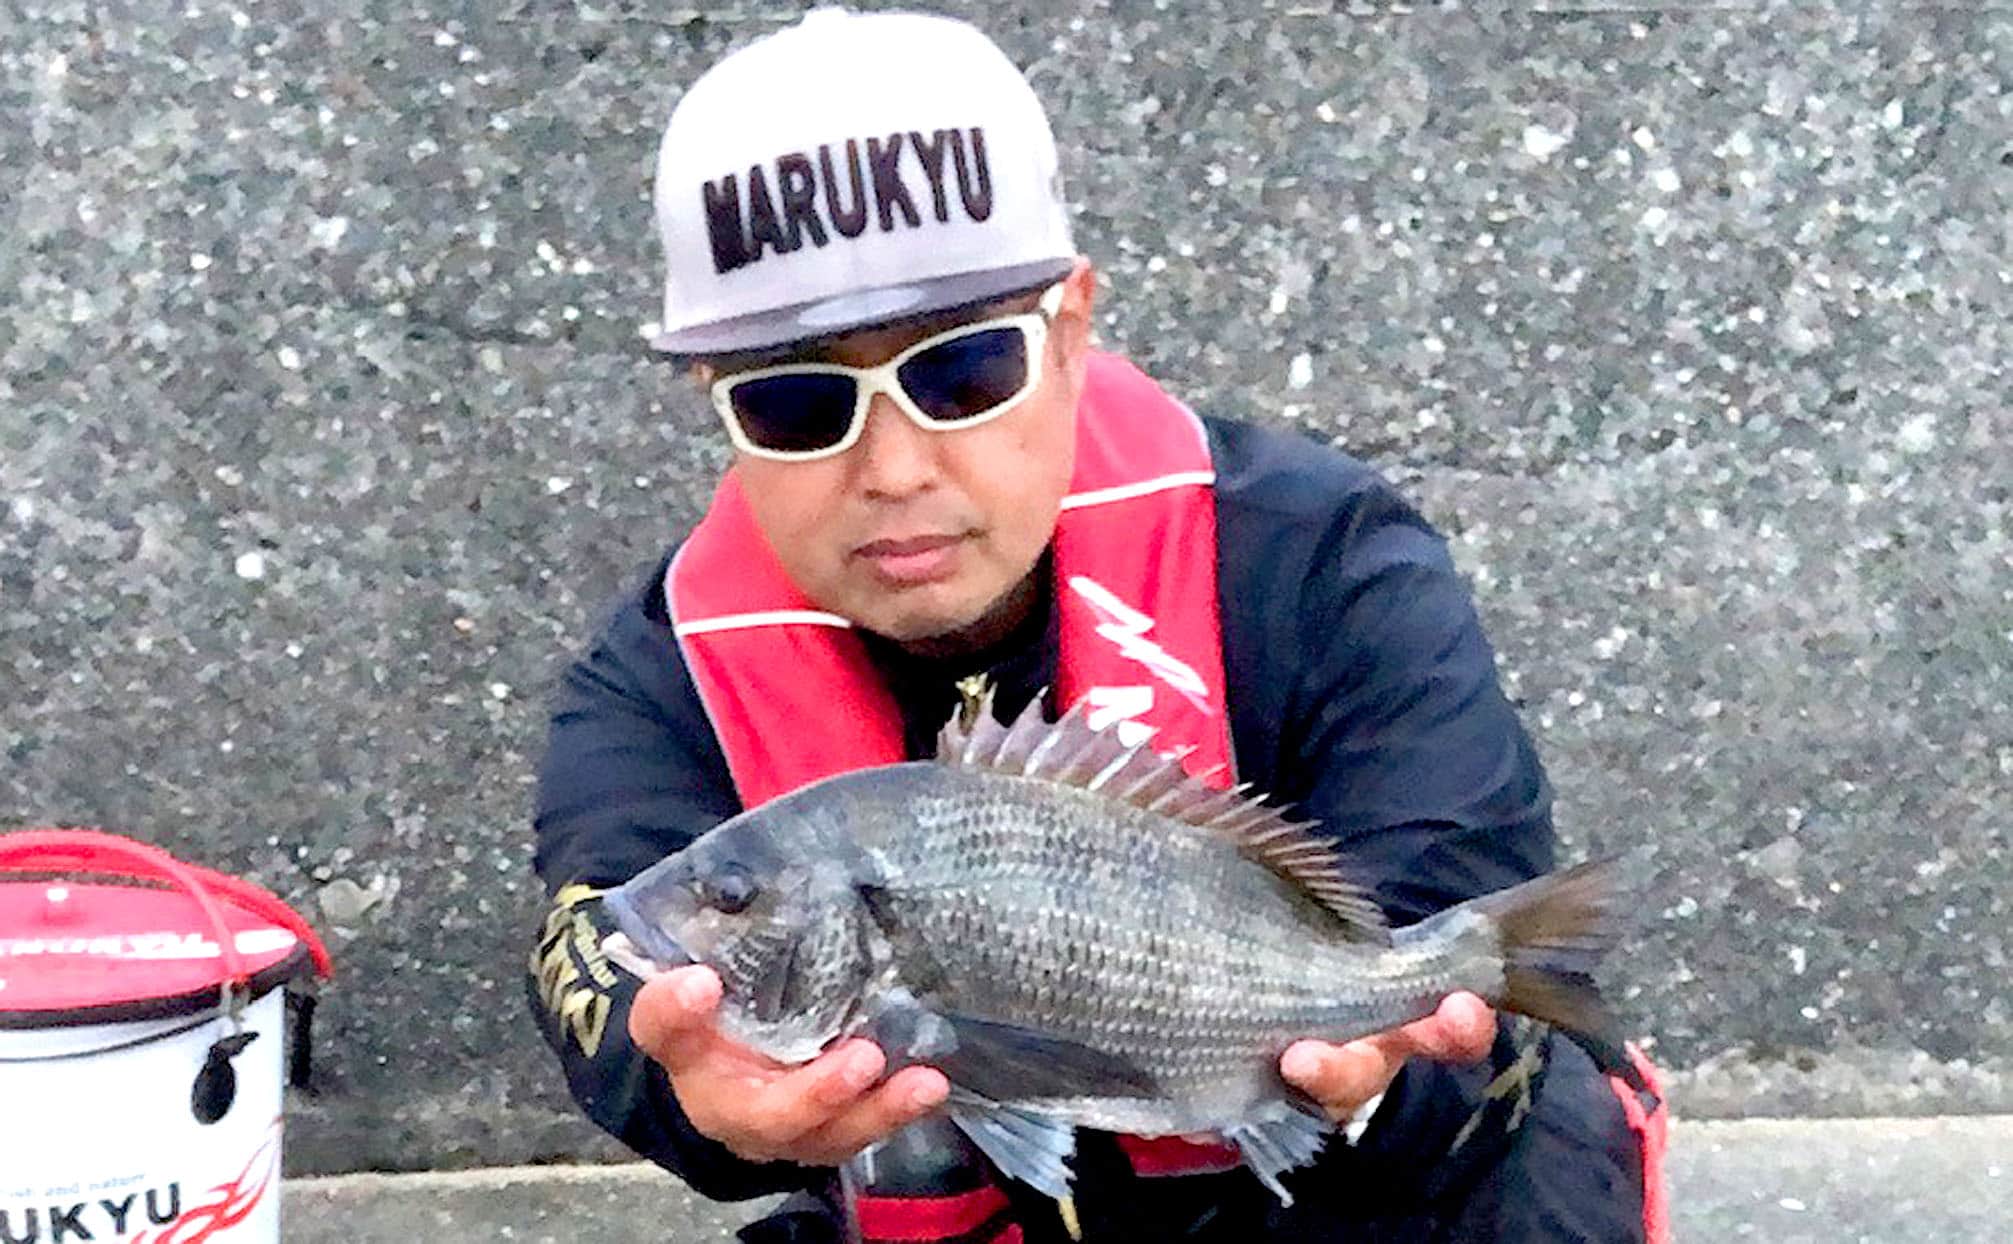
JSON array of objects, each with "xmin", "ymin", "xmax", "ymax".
[
  {"xmin": 269, "ymin": 1051, "xmax": 2013, "ymax": 1175},
  {"xmin": 1669, "ymin": 1116, "xmax": 2012, "ymax": 1243},
  {"xmin": 285, "ymin": 1164, "xmax": 778, "ymax": 1242},
  {"xmin": 283, "ymin": 1116, "xmax": 2013, "ymax": 1243}
]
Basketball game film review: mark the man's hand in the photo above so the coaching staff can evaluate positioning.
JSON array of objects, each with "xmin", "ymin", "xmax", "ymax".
[
  {"xmin": 1280, "ymin": 992, "xmax": 1496, "ymax": 1123},
  {"xmin": 630, "ymin": 965, "xmax": 951, "ymax": 1167}
]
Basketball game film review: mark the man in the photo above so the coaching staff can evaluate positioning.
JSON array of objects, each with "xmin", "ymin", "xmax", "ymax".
[{"xmin": 530, "ymin": 9, "xmax": 1662, "ymax": 1242}]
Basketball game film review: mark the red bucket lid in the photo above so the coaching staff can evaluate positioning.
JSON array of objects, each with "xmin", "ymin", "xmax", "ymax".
[{"xmin": 0, "ymin": 828, "xmax": 333, "ymax": 1028}]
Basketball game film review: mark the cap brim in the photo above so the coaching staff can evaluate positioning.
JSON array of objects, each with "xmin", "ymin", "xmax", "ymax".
[{"xmin": 650, "ymin": 258, "xmax": 1077, "ymax": 359}]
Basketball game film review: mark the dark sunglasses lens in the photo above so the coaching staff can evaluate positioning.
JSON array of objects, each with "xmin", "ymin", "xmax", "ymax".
[
  {"xmin": 897, "ymin": 327, "xmax": 1031, "ymax": 423},
  {"xmin": 726, "ymin": 373, "xmax": 859, "ymax": 454}
]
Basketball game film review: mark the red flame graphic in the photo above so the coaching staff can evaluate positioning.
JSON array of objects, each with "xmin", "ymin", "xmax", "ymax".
[{"xmin": 130, "ymin": 1120, "xmax": 281, "ymax": 1244}]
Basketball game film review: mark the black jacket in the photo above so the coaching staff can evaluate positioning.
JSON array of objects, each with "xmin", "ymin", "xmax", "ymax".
[{"xmin": 529, "ymin": 415, "xmax": 1643, "ymax": 1241}]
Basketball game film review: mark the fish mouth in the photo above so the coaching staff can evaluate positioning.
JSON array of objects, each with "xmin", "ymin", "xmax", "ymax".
[{"xmin": 600, "ymin": 888, "xmax": 695, "ymax": 975}]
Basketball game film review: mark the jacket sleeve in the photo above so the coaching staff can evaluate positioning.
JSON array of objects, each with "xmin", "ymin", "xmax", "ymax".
[
  {"xmin": 1212, "ymin": 422, "xmax": 1582, "ymax": 1191},
  {"xmin": 1213, "ymin": 428, "xmax": 1556, "ymax": 921},
  {"xmin": 527, "ymin": 563, "xmax": 820, "ymax": 1201},
  {"xmin": 1269, "ymin": 480, "xmax": 1566, "ymax": 1175},
  {"xmin": 1275, "ymin": 479, "xmax": 1555, "ymax": 920}
]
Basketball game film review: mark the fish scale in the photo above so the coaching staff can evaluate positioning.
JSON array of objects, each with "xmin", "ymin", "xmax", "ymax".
[
  {"xmin": 864, "ymin": 778, "xmax": 1440, "ymax": 1124},
  {"xmin": 605, "ymin": 696, "xmax": 1644, "ymax": 1203}
]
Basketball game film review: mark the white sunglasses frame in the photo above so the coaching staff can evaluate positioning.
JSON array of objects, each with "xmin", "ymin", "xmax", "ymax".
[{"xmin": 709, "ymin": 283, "xmax": 1067, "ymax": 463}]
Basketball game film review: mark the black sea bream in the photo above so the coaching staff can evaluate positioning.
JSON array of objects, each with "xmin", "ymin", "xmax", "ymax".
[{"xmin": 602, "ymin": 697, "xmax": 1641, "ymax": 1203}]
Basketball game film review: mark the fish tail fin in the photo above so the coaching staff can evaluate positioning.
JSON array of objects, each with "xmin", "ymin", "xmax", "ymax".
[{"xmin": 1466, "ymin": 858, "xmax": 1648, "ymax": 1092}]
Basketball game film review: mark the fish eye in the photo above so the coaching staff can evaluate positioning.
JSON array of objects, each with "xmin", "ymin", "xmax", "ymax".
[{"xmin": 701, "ymin": 863, "xmax": 759, "ymax": 915}]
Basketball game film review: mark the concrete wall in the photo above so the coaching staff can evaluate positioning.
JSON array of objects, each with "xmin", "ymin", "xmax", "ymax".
[{"xmin": 3, "ymin": 0, "xmax": 2006, "ymax": 1174}]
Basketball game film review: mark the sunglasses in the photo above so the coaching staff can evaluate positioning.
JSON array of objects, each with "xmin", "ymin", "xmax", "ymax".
[{"xmin": 709, "ymin": 283, "xmax": 1066, "ymax": 462}]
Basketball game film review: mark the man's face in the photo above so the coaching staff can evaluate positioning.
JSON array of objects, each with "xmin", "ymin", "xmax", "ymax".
[{"xmin": 705, "ymin": 260, "xmax": 1095, "ymax": 647}]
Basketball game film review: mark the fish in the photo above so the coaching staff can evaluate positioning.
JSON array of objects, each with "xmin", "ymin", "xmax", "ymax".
[{"xmin": 600, "ymin": 694, "xmax": 1643, "ymax": 1204}]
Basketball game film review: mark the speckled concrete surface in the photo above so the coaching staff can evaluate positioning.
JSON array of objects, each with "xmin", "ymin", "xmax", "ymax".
[{"xmin": 2, "ymin": 2, "xmax": 2007, "ymax": 1174}]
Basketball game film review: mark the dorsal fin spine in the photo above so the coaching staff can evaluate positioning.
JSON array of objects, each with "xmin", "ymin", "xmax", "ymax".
[
  {"xmin": 936, "ymin": 691, "xmax": 1391, "ymax": 943},
  {"xmin": 1022, "ymin": 729, "xmax": 1067, "ymax": 777},
  {"xmin": 1114, "ymin": 760, "xmax": 1179, "ymax": 802},
  {"xmin": 1205, "ymin": 802, "xmax": 1268, "ymax": 831},
  {"xmin": 1217, "ymin": 807, "xmax": 1277, "ymax": 836},
  {"xmin": 1085, "ymin": 748, "xmax": 1139, "ymax": 792}
]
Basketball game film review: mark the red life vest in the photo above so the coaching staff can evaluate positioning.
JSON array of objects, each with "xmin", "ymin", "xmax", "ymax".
[{"xmin": 666, "ymin": 350, "xmax": 1236, "ymax": 803}]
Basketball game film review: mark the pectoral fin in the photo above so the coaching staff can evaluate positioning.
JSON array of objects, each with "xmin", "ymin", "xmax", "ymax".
[
  {"xmin": 1224, "ymin": 1105, "xmax": 1332, "ymax": 1206},
  {"xmin": 948, "ymin": 1092, "xmax": 1078, "ymax": 1201},
  {"xmin": 860, "ymin": 993, "xmax": 1158, "ymax": 1102},
  {"xmin": 932, "ymin": 1012, "xmax": 1159, "ymax": 1103},
  {"xmin": 856, "ymin": 992, "xmax": 960, "ymax": 1071}
]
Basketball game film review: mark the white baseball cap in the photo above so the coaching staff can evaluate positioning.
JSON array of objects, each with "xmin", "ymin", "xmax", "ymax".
[{"xmin": 649, "ymin": 8, "xmax": 1077, "ymax": 356}]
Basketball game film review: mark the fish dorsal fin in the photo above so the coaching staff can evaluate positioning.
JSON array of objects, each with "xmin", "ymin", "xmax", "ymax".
[{"xmin": 936, "ymin": 693, "xmax": 1390, "ymax": 944}]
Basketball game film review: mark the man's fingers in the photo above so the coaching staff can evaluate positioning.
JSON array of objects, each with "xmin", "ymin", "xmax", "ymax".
[
  {"xmin": 1281, "ymin": 1037, "xmax": 1398, "ymax": 1109},
  {"xmin": 735, "ymin": 1059, "xmax": 945, "ymax": 1163},
  {"xmin": 798, "ymin": 1040, "xmax": 888, "ymax": 1109},
  {"xmin": 623, "ymin": 973, "xmax": 948, "ymax": 1163},
  {"xmin": 1398, "ymin": 992, "xmax": 1496, "ymax": 1062},
  {"xmin": 788, "ymin": 1067, "xmax": 952, "ymax": 1166},
  {"xmin": 1281, "ymin": 993, "xmax": 1499, "ymax": 1120},
  {"xmin": 725, "ymin": 1041, "xmax": 908, "ymax": 1155},
  {"xmin": 628, "ymin": 966, "xmax": 725, "ymax": 1073},
  {"xmin": 624, "ymin": 972, "xmax": 955, "ymax": 1164}
]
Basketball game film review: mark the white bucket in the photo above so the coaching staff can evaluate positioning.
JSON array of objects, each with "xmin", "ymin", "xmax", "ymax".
[
  {"xmin": 0, "ymin": 830, "xmax": 329, "ymax": 1244},
  {"xmin": 0, "ymin": 991, "xmax": 287, "ymax": 1243}
]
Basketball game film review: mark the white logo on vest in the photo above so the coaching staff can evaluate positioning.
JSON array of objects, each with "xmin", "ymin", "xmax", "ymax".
[
  {"xmin": 1067, "ymin": 576, "xmax": 1214, "ymax": 739},
  {"xmin": 1082, "ymin": 685, "xmax": 1157, "ymax": 747}
]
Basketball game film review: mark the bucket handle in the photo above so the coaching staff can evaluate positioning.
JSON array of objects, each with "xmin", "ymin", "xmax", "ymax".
[
  {"xmin": 0, "ymin": 828, "xmax": 331, "ymax": 981},
  {"xmin": 179, "ymin": 861, "xmax": 333, "ymax": 979}
]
